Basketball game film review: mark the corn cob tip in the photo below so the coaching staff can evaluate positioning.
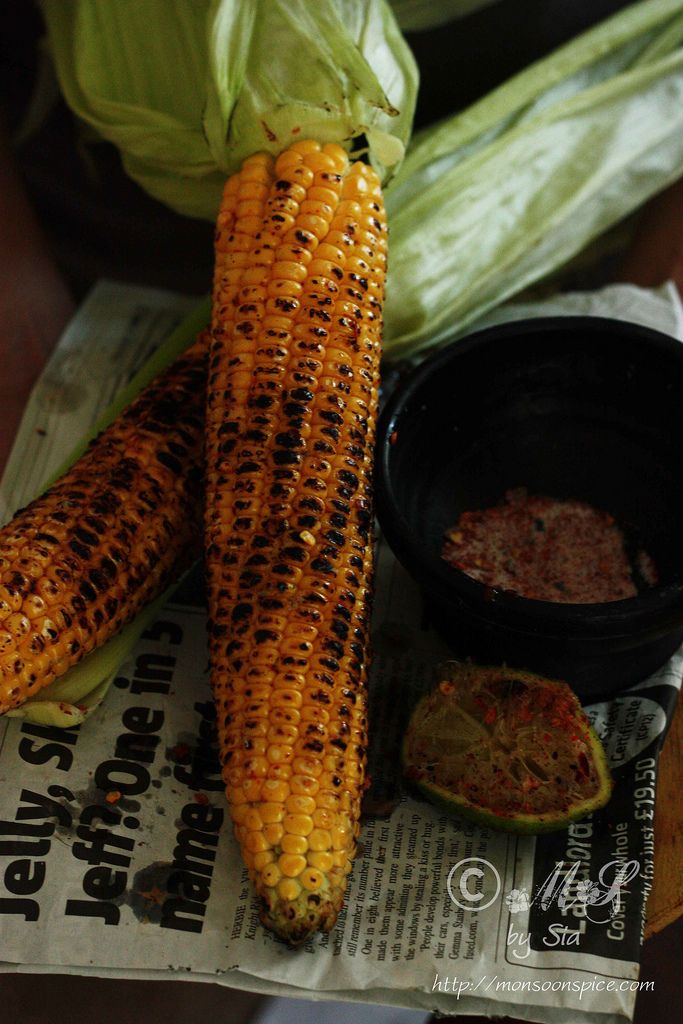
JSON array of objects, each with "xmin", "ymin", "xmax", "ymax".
[{"xmin": 259, "ymin": 887, "xmax": 341, "ymax": 947}]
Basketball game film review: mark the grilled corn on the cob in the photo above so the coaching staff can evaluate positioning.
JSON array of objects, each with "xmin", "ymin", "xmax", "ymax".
[
  {"xmin": 206, "ymin": 140, "xmax": 386, "ymax": 943},
  {"xmin": 0, "ymin": 337, "xmax": 207, "ymax": 716}
]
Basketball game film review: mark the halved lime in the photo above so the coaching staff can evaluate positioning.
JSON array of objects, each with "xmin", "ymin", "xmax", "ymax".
[{"xmin": 403, "ymin": 664, "xmax": 612, "ymax": 834}]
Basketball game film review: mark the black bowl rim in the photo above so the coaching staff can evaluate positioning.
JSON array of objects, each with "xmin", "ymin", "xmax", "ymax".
[{"xmin": 376, "ymin": 315, "xmax": 683, "ymax": 639}]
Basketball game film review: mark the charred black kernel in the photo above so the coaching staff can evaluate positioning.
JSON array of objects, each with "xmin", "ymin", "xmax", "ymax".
[
  {"xmin": 331, "ymin": 619, "xmax": 349, "ymax": 641},
  {"xmin": 311, "ymin": 557, "xmax": 333, "ymax": 574},
  {"xmin": 312, "ymin": 690, "xmax": 331, "ymax": 704},
  {"xmin": 272, "ymin": 564, "xmax": 295, "ymax": 577},
  {"xmin": 290, "ymin": 387, "xmax": 314, "ymax": 402},
  {"xmin": 252, "ymin": 394, "xmax": 274, "ymax": 409},
  {"xmin": 332, "ymin": 499, "xmax": 350, "ymax": 514},
  {"xmin": 349, "ymin": 554, "xmax": 363, "ymax": 569},
  {"xmin": 339, "ymin": 471, "xmax": 360, "ymax": 491},
  {"xmin": 304, "ymin": 477, "xmax": 326, "ymax": 492},
  {"xmin": 330, "ymin": 513, "xmax": 346, "ymax": 530},
  {"xmin": 34, "ymin": 532, "xmax": 59, "ymax": 545},
  {"xmin": 341, "ymin": 688, "xmax": 356, "ymax": 703},
  {"xmin": 259, "ymin": 597, "xmax": 284, "ymax": 610},
  {"xmin": 339, "ymin": 704, "xmax": 350, "ymax": 717},
  {"xmin": 237, "ymin": 461, "xmax": 259, "ymax": 475},
  {"xmin": 273, "ymin": 449, "xmax": 302, "ymax": 466},
  {"xmin": 332, "ymin": 775, "xmax": 342, "ymax": 787},
  {"xmin": 300, "ymin": 497, "xmax": 324, "ymax": 512},
  {"xmin": 70, "ymin": 595, "xmax": 86, "ymax": 614},
  {"xmin": 157, "ymin": 450, "xmax": 182, "ymax": 475},
  {"xmin": 232, "ymin": 603, "xmax": 253, "ymax": 623},
  {"xmin": 246, "ymin": 553, "xmax": 268, "ymax": 567},
  {"xmin": 297, "ymin": 515, "xmax": 317, "ymax": 530},
  {"xmin": 314, "ymin": 439, "xmax": 333, "ymax": 454},
  {"xmin": 276, "ymin": 430, "xmax": 304, "ymax": 449},
  {"xmin": 331, "ymin": 738, "xmax": 347, "ymax": 751},
  {"xmin": 324, "ymin": 638, "xmax": 344, "ymax": 659},
  {"xmin": 334, "ymin": 603, "xmax": 351, "ymax": 621},
  {"xmin": 326, "ymin": 530, "xmax": 344, "ymax": 547},
  {"xmin": 88, "ymin": 569, "xmax": 107, "ymax": 592},
  {"xmin": 308, "ymin": 307, "xmax": 331, "ymax": 323},
  {"xmin": 319, "ymin": 657, "xmax": 340, "ymax": 672},
  {"xmin": 69, "ymin": 539, "xmax": 91, "ymax": 561},
  {"xmin": 304, "ymin": 592, "xmax": 326, "ymax": 605},
  {"xmin": 304, "ymin": 739, "xmax": 324, "ymax": 753},
  {"xmin": 281, "ymin": 545, "xmax": 307, "ymax": 563},
  {"xmin": 240, "ymin": 572, "xmax": 261, "ymax": 588},
  {"xmin": 320, "ymin": 410, "xmax": 343, "ymax": 425}
]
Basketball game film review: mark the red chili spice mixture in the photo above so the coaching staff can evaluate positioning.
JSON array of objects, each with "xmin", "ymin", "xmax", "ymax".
[{"xmin": 442, "ymin": 488, "xmax": 657, "ymax": 603}]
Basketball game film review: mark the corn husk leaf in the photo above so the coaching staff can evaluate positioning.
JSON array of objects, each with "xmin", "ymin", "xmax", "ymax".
[
  {"xmin": 42, "ymin": 0, "xmax": 418, "ymax": 219},
  {"xmin": 390, "ymin": 0, "xmax": 500, "ymax": 32},
  {"xmin": 6, "ymin": 298, "xmax": 211, "ymax": 727},
  {"xmin": 383, "ymin": 0, "xmax": 683, "ymax": 357}
]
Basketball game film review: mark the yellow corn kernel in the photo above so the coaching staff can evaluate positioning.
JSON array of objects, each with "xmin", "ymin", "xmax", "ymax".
[
  {"xmin": 278, "ymin": 853, "xmax": 307, "ymax": 878},
  {"xmin": 253, "ymin": 850, "xmax": 275, "ymax": 872},
  {"xmin": 307, "ymin": 851, "xmax": 334, "ymax": 873},
  {"xmin": 285, "ymin": 794, "xmax": 316, "ymax": 816},
  {"xmin": 262, "ymin": 862, "xmax": 282, "ymax": 888},
  {"xmin": 283, "ymin": 813, "xmax": 314, "ymax": 837},
  {"xmin": 264, "ymin": 823, "xmax": 284, "ymax": 846},
  {"xmin": 281, "ymin": 833, "xmax": 308, "ymax": 856},
  {"xmin": 300, "ymin": 868, "xmax": 324, "ymax": 892}
]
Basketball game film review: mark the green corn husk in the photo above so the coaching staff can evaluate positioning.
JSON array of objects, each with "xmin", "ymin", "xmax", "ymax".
[
  {"xmin": 41, "ymin": 0, "xmax": 418, "ymax": 218},
  {"xmin": 4, "ymin": 298, "xmax": 211, "ymax": 727},
  {"xmin": 383, "ymin": 0, "xmax": 683, "ymax": 357},
  {"xmin": 390, "ymin": 0, "xmax": 499, "ymax": 32}
]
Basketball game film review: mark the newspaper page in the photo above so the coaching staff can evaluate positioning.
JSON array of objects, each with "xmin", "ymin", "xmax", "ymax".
[{"xmin": 0, "ymin": 279, "xmax": 680, "ymax": 1024}]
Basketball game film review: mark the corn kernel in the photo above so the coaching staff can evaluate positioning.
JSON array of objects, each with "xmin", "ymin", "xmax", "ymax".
[
  {"xmin": 281, "ymin": 833, "xmax": 308, "ymax": 856},
  {"xmin": 262, "ymin": 863, "xmax": 282, "ymax": 887},
  {"xmin": 308, "ymin": 828, "xmax": 331, "ymax": 852},
  {"xmin": 300, "ymin": 868, "xmax": 323, "ymax": 892},
  {"xmin": 264, "ymin": 823, "xmax": 284, "ymax": 845},
  {"xmin": 307, "ymin": 851, "xmax": 334, "ymax": 873},
  {"xmin": 283, "ymin": 813, "xmax": 314, "ymax": 837},
  {"xmin": 285, "ymin": 794, "xmax": 316, "ymax": 816},
  {"xmin": 260, "ymin": 802, "xmax": 285, "ymax": 824},
  {"xmin": 277, "ymin": 877, "xmax": 302, "ymax": 902},
  {"xmin": 279, "ymin": 853, "xmax": 307, "ymax": 878},
  {"xmin": 243, "ymin": 809, "xmax": 263, "ymax": 830},
  {"xmin": 253, "ymin": 850, "xmax": 275, "ymax": 871},
  {"xmin": 261, "ymin": 779, "xmax": 290, "ymax": 803},
  {"xmin": 245, "ymin": 831, "xmax": 269, "ymax": 854}
]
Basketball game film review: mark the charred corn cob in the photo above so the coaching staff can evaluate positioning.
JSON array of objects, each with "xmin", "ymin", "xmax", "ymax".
[
  {"xmin": 206, "ymin": 140, "xmax": 386, "ymax": 944},
  {"xmin": 0, "ymin": 337, "xmax": 208, "ymax": 716}
]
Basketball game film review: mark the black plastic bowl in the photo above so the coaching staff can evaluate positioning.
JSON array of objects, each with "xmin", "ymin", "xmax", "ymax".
[{"xmin": 376, "ymin": 317, "xmax": 683, "ymax": 700}]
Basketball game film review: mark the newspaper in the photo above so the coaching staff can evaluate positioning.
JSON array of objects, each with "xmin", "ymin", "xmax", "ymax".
[{"xmin": 0, "ymin": 279, "xmax": 680, "ymax": 1023}]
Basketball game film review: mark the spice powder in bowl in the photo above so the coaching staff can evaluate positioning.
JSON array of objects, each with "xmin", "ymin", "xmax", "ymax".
[{"xmin": 442, "ymin": 488, "xmax": 658, "ymax": 604}]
